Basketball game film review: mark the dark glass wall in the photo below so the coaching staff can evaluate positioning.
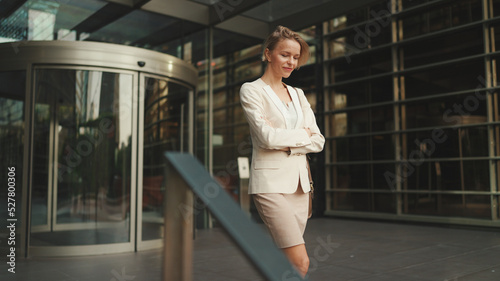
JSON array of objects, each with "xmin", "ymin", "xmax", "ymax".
[
  {"xmin": 324, "ymin": 0, "xmax": 499, "ymax": 222},
  {"xmin": 0, "ymin": 71, "xmax": 26, "ymax": 257}
]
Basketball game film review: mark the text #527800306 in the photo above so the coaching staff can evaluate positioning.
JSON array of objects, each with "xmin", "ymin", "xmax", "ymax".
[{"xmin": 7, "ymin": 167, "xmax": 16, "ymax": 274}]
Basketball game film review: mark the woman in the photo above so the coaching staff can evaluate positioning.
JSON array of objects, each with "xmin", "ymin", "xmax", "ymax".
[{"xmin": 239, "ymin": 25, "xmax": 325, "ymax": 277}]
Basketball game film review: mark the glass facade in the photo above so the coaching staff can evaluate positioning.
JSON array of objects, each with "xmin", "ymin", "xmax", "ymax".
[
  {"xmin": 210, "ymin": 44, "xmax": 261, "ymax": 199},
  {"xmin": 324, "ymin": 0, "xmax": 499, "ymax": 223}
]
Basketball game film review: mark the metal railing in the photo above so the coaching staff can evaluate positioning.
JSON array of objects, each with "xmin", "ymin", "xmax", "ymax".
[{"xmin": 163, "ymin": 152, "xmax": 306, "ymax": 281}]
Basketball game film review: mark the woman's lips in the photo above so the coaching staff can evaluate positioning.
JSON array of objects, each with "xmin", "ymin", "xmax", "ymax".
[{"xmin": 283, "ymin": 67, "xmax": 293, "ymax": 72}]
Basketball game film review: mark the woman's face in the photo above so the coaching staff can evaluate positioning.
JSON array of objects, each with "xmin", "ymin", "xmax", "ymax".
[{"xmin": 265, "ymin": 39, "xmax": 301, "ymax": 78}]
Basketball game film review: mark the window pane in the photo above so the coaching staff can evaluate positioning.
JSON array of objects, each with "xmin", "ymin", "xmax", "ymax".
[
  {"xmin": 403, "ymin": 160, "xmax": 490, "ymax": 192},
  {"xmin": 405, "ymin": 127, "xmax": 488, "ymax": 159},
  {"xmin": 494, "ymin": 0, "xmax": 500, "ymax": 17},
  {"xmin": 213, "ymin": 70, "xmax": 227, "ymax": 90},
  {"xmin": 335, "ymin": 164, "xmax": 370, "ymax": 189},
  {"xmin": 324, "ymin": 0, "xmax": 391, "ymax": 34},
  {"xmin": 401, "ymin": 0, "xmax": 440, "ymax": 10},
  {"xmin": 402, "ymin": 27, "xmax": 483, "ymax": 68},
  {"xmin": 0, "ymin": 71, "xmax": 25, "ymax": 249},
  {"xmin": 330, "ymin": 135, "xmax": 392, "ymax": 162},
  {"xmin": 404, "ymin": 194, "xmax": 491, "ymax": 219},
  {"xmin": 213, "ymin": 90, "xmax": 227, "ymax": 108},
  {"xmin": 143, "ymin": 78, "xmax": 191, "ymax": 241},
  {"xmin": 404, "ymin": 59, "xmax": 484, "ymax": 99},
  {"xmin": 327, "ymin": 49, "xmax": 392, "ymax": 84},
  {"xmin": 328, "ymin": 78, "xmax": 393, "ymax": 108},
  {"xmin": 373, "ymin": 193, "xmax": 397, "ymax": 213},
  {"xmin": 405, "ymin": 93, "xmax": 488, "ymax": 129},
  {"xmin": 402, "ymin": 0, "xmax": 482, "ymax": 39},
  {"xmin": 233, "ymin": 44, "xmax": 261, "ymax": 63},
  {"xmin": 235, "ymin": 60, "xmax": 261, "ymax": 82},
  {"xmin": 31, "ymin": 69, "xmax": 133, "ymax": 246},
  {"xmin": 328, "ymin": 106, "xmax": 394, "ymax": 137},
  {"xmin": 332, "ymin": 192, "xmax": 372, "ymax": 212}
]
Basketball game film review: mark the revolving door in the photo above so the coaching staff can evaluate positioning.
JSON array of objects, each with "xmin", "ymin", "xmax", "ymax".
[{"xmin": 0, "ymin": 41, "xmax": 196, "ymax": 256}]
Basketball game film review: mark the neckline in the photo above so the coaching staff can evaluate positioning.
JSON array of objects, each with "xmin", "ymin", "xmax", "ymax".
[
  {"xmin": 259, "ymin": 78, "xmax": 287, "ymax": 90},
  {"xmin": 260, "ymin": 78, "xmax": 292, "ymax": 104}
]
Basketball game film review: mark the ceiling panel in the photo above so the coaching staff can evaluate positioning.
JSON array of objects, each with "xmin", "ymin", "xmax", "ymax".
[
  {"xmin": 87, "ymin": 9, "xmax": 178, "ymax": 45},
  {"xmin": 54, "ymin": 0, "xmax": 108, "ymax": 31},
  {"xmin": 242, "ymin": 0, "xmax": 334, "ymax": 22}
]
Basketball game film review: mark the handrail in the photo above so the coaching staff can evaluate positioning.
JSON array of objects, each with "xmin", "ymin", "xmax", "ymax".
[{"xmin": 163, "ymin": 152, "xmax": 306, "ymax": 281}]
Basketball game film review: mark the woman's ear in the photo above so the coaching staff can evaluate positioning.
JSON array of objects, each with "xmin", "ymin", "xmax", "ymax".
[{"xmin": 264, "ymin": 48, "xmax": 271, "ymax": 63}]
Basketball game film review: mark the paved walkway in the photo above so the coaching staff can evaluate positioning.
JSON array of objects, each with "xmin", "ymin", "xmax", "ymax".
[{"xmin": 2, "ymin": 218, "xmax": 500, "ymax": 280}]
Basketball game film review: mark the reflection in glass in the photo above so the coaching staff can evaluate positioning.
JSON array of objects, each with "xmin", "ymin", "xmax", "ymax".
[
  {"xmin": 213, "ymin": 70, "xmax": 227, "ymax": 89},
  {"xmin": 0, "ymin": 71, "xmax": 25, "ymax": 251},
  {"xmin": 235, "ymin": 61, "xmax": 261, "ymax": 82},
  {"xmin": 327, "ymin": 49, "xmax": 391, "ymax": 84},
  {"xmin": 330, "ymin": 107, "xmax": 394, "ymax": 137},
  {"xmin": 233, "ymin": 44, "xmax": 261, "ymax": 63},
  {"xmin": 213, "ymin": 108, "xmax": 227, "ymax": 125},
  {"xmin": 325, "ymin": 16, "xmax": 347, "ymax": 33},
  {"xmin": 323, "ymin": 0, "xmax": 499, "ymax": 222},
  {"xmin": 142, "ymin": 77, "xmax": 190, "ymax": 241},
  {"xmin": 213, "ymin": 90, "xmax": 227, "ymax": 108},
  {"xmin": 404, "ymin": 60, "xmax": 484, "ymax": 99},
  {"xmin": 405, "ymin": 126, "xmax": 488, "ymax": 159},
  {"xmin": 402, "ymin": 0, "xmax": 482, "ymax": 38},
  {"xmin": 328, "ymin": 78, "xmax": 392, "ymax": 107},
  {"xmin": 404, "ymin": 160, "xmax": 490, "ymax": 192},
  {"xmin": 403, "ymin": 28, "xmax": 483, "ymax": 68},
  {"xmin": 31, "ymin": 69, "xmax": 133, "ymax": 246},
  {"xmin": 406, "ymin": 96, "xmax": 487, "ymax": 130},
  {"xmin": 404, "ymin": 193, "xmax": 491, "ymax": 219}
]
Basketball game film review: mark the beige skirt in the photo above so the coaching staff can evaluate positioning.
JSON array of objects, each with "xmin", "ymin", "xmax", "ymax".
[{"xmin": 253, "ymin": 187, "xmax": 309, "ymax": 248}]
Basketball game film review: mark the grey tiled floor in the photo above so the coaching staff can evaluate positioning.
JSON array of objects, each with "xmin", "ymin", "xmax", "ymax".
[{"xmin": 1, "ymin": 218, "xmax": 499, "ymax": 281}]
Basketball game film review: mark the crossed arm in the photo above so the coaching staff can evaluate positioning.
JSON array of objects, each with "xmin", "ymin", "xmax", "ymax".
[{"xmin": 240, "ymin": 84, "xmax": 324, "ymax": 155}]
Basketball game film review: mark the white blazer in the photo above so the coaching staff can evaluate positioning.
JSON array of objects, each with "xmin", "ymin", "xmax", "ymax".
[{"xmin": 240, "ymin": 78, "xmax": 325, "ymax": 194}]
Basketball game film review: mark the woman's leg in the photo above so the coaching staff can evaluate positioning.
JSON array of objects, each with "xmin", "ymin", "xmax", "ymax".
[{"xmin": 282, "ymin": 243, "xmax": 309, "ymax": 277}]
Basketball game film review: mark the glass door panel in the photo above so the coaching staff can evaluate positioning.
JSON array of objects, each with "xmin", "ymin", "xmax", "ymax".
[
  {"xmin": 31, "ymin": 68, "xmax": 134, "ymax": 246},
  {"xmin": 0, "ymin": 71, "xmax": 26, "ymax": 254},
  {"xmin": 141, "ymin": 75, "xmax": 191, "ymax": 243}
]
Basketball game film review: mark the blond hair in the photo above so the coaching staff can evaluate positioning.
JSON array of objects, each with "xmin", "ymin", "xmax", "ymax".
[{"xmin": 262, "ymin": 25, "xmax": 310, "ymax": 68}]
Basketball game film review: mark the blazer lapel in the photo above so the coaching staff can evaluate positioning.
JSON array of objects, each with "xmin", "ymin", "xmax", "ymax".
[
  {"xmin": 263, "ymin": 84, "xmax": 290, "ymax": 128},
  {"xmin": 288, "ymin": 86, "xmax": 304, "ymax": 129}
]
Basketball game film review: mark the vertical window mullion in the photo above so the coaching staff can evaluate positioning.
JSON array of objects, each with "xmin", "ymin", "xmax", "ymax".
[{"xmin": 484, "ymin": 0, "xmax": 499, "ymax": 220}]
